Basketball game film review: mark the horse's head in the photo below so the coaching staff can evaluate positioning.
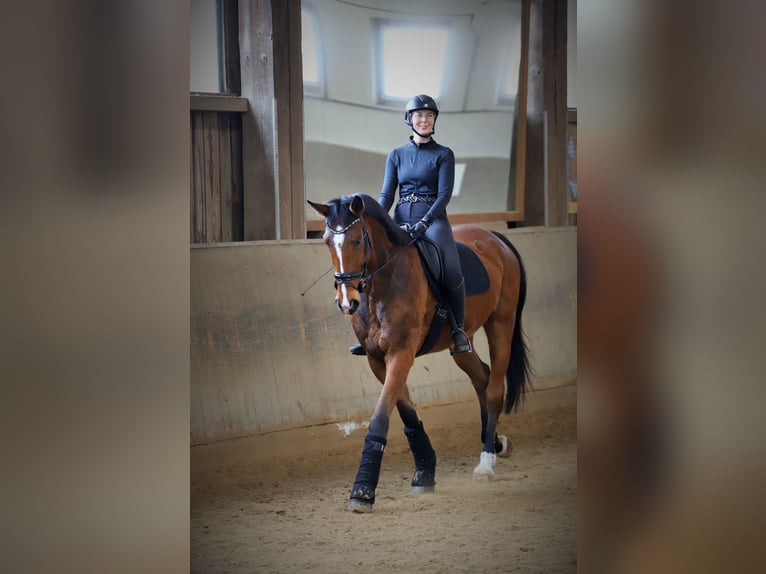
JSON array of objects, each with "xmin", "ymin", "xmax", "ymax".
[{"xmin": 308, "ymin": 195, "xmax": 370, "ymax": 315}]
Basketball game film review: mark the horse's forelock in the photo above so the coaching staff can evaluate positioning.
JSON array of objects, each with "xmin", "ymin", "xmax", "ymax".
[{"xmin": 324, "ymin": 197, "xmax": 356, "ymax": 229}]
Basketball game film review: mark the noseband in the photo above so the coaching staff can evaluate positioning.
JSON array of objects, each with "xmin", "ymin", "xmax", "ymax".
[{"xmin": 327, "ymin": 218, "xmax": 372, "ymax": 292}]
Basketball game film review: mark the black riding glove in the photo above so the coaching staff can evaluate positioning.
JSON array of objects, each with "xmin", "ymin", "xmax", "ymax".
[
  {"xmin": 409, "ymin": 219, "xmax": 430, "ymax": 238},
  {"xmin": 399, "ymin": 223, "xmax": 413, "ymax": 233}
]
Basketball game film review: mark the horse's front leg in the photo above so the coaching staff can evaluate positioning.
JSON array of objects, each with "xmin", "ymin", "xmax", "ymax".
[{"xmin": 348, "ymin": 351, "xmax": 414, "ymax": 513}]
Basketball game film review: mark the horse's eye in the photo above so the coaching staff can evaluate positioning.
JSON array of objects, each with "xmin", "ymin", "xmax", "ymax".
[{"xmin": 354, "ymin": 236, "xmax": 362, "ymax": 247}]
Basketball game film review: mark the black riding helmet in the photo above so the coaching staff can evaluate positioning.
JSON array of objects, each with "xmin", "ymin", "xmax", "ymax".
[{"xmin": 404, "ymin": 94, "xmax": 439, "ymax": 135}]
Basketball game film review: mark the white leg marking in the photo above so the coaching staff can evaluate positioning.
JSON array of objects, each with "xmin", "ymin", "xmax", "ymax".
[
  {"xmin": 473, "ymin": 451, "xmax": 497, "ymax": 478},
  {"xmin": 333, "ymin": 231, "xmax": 350, "ymax": 309}
]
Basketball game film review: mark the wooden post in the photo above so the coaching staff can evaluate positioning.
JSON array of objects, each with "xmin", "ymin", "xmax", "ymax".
[
  {"xmin": 272, "ymin": 0, "xmax": 305, "ymax": 239},
  {"xmin": 508, "ymin": 0, "xmax": 530, "ymax": 219},
  {"xmin": 222, "ymin": 0, "xmax": 241, "ymax": 95},
  {"xmin": 238, "ymin": 0, "xmax": 304, "ymax": 240},
  {"xmin": 543, "ymin": 0, "xmax": 568, "ymax": 227},
  {"xmin": 287, "ymin": 0, "xmax": 306, "ymax": 240},
  {"xmin": 239, "ymin": 0, "xmax": 277, "ymax": 240},
  {"xmin": 522, "ymin": 0, "xmax": 546, "ymax": 227}
]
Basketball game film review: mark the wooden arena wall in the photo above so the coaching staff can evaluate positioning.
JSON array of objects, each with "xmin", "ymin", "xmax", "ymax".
[{"xmin": 191, "ymin": 227, "xmax": 576, "ymax": 445}]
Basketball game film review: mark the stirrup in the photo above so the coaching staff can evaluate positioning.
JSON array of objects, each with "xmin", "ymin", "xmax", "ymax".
[
  {"xmin": 450, "ymin": 328, "xmax": 472, "ymax": 355},
  {"xmin": 349, "ymin": 343, "xmax": 366, "ymax": 356}
]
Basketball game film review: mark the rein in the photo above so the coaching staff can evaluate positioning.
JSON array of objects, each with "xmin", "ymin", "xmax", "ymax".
[
  {"xmin": 326, "ymin": 218, "xmax": 417, "ymax": 293},
  {"xmin": 359, "ymin": 235, "xmax": 417, "ymax": 292}
]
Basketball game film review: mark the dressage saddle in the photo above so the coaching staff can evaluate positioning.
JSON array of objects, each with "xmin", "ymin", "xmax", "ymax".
[{"xmin": 349, "ymin": 237, "xmax": 490, "ymax": 357}]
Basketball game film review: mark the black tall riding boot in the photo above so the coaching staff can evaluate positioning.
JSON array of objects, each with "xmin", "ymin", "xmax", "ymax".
[
  {"xmin": 349, "ymin": 342, "xmax": 366, "ymax": 356},
  {"xmin": 447, "ymin": 279, "xmax": 472, "ymax": 354}
]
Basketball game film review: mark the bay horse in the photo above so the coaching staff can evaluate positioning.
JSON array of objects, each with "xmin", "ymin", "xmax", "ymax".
[{"xmin": 308, "ymin": 194, "xmax": 531, "ymax": 512}]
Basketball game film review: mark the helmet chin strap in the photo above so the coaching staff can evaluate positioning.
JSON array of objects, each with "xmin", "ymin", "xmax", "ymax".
[{"xmin": 412, "ymin": 126, "xmax": 434, "ymax": 138}]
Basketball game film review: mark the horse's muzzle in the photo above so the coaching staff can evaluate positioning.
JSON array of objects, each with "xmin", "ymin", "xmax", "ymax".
[
  {"xmin": 347, "ymin": 298, "xmax": 361, "ymax": 315},
  {"xmin": 336, "ymin": 296, "xmax": 359, "ymax": 315}
]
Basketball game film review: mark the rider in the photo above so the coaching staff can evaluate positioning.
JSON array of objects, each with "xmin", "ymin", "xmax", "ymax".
[{"xmin": 349, "ymin": 94, "xmax": 472, "ymax": 356}]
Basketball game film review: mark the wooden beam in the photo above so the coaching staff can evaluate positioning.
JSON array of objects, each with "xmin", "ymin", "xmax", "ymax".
[
  {"xmin": 521, "ymin": 0, "xmax": 546, "ymax": 227},
  {"xmin": 305, "ymin": 210, "xmax": 525, "ymax": 233},
  {"xmin": 191, "ymin": 113, "xmax": 206, "ymax": 243},
  {"xmin": 190, "ymin": 94, "xmax": 248, "ymax": 112},
  {"xmin": 543, "ymin": 0, "xmax": 568, "ymax": 227},
  {"xmin": 221, "ymin": 0, "xmax": 241, "ymax": 94},
  {"xmin": 271, "ymin": 0, "xmax": 305, "ymax": 240},
  {"xmin": 508, "ymin": 0, "xmax": 531, "ymax": 220},
  {"xmin": 239, "ymin": 0, "xmax": 277, "ymax": 240},
  {"xmin": 287, "ymin": 0, "xmax": 306, "ymax": 240},
  {"xmin": 235, "ymin": 0, "xmax": 305, "ymax": 240},
  {"xmin": 273, "ymin": 0, "xmax": 292, "ymax": 239},
  {"xmin": 203, "ymin": 112, "xmax": 222, "ymax": 242},
  {"xmin": 230, "ymin": 114, "xmax": 244, "ymax": 241},
  {"xmin": 220, "ymin": 113, "xmax": 234, "ymax": 242}
]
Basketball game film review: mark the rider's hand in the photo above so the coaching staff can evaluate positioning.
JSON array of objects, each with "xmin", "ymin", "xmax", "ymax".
[
  {"xmin": 399, "ymin": 223, "xmax": 413, "ymax": 233},
  {"xmin": 410, "ymin": 219, "xmax": 430, "ymax": 238}
]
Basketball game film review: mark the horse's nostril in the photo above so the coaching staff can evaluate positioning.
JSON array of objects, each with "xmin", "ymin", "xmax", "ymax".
[{"xmin": 349, "ymin": 299, "xmax": 359, "ymax": 314}]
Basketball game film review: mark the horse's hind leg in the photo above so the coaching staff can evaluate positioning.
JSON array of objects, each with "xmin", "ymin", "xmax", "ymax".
[
  {"xmin": 397, "ymin": 387, "xmax": 436, "ymax": 494},
  {"xmin": 471, "ymin": 319, "xmax": 515, "ymax": 478},
  {"xmin": 453, "ymin": 349, "xmax": 491, "ymax": 442},
  {"xmin": 453, "ymin": 347, "xmax": 510, "ymax": 470}
]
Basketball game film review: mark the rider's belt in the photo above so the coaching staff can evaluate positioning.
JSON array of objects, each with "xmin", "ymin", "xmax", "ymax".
[{"xmin": 398, "ymin": 194, "xmax": 436, "ymax": 205}]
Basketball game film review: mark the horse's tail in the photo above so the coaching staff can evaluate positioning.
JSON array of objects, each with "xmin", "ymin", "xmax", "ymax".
[{"xmin": 491, "ymin": 232, "xmax": 533, "ymax": 414}]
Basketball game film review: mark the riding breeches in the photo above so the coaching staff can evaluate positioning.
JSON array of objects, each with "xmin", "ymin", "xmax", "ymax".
[{"xmin": 393, "ymin": 203, "xmax": 462, "ymax": 289}]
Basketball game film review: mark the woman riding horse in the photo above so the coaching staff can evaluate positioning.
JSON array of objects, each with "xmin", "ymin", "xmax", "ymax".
[
  {"xmin": 349, "ymin": 94, "xmax": 471, "ymax": 356},
  {"xmin": 309, "ymin": 193, "xmax": 531, "ymax": 512}
]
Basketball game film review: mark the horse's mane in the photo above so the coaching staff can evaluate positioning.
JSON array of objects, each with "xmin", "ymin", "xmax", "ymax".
[{"xmin": 330, "ymin": 194, "xmax": 410, "ymax": 246}]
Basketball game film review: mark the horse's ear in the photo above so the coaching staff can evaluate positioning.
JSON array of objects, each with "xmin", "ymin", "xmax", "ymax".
[
  {"xmin": 307, "ymin": 200, "xmax": 330, "ymax": 217},
  {"xmin": 350, "ymin": 195, "xmax": 365, "ymax": 216}
]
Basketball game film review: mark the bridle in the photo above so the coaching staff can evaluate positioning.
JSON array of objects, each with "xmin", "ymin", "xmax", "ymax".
[
  {"xmin": 326, "ymin": 218, "xmax": 371, "ymax": 292},
  {"xmin": 326, "ymin": 216, "xmax": 417, "ymax": 293}
]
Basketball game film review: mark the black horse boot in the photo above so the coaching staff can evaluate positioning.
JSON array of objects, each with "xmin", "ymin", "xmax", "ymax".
[
  {"xmin": 447, "ymin": 279, "xmax": 472, "ymax": 354},
  {"xmin": 349, "ymin": 343, "xmax": 366, "ymax": 356},
  {"xmin": 404, "ymin": 421, "xmax": 436, "ymax": 493}
]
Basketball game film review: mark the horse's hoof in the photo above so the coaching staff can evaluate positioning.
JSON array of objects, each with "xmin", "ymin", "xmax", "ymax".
[
  {"xmin": 472, "ymin": 451, "xmax": 497, "ymax": 479},
  {"xmin": 411, "ymin": 484, "xmax": 435, "ymax": 494},
  {"xmin": 497, "ymin": 435, "xmax": 513, "ymax": 458},
  {"xmin": 348, "ymin": 499, "xmax": 374, "ymax": 513},
  {"xmin": 411, "ymin": 469, "xmax": 435, "ymax": 494}
]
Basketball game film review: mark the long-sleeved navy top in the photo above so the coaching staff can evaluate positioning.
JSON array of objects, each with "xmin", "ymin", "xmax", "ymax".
[{"xmin": 378, "ymin": 137, "xmax": 455, "ymax": 223}]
